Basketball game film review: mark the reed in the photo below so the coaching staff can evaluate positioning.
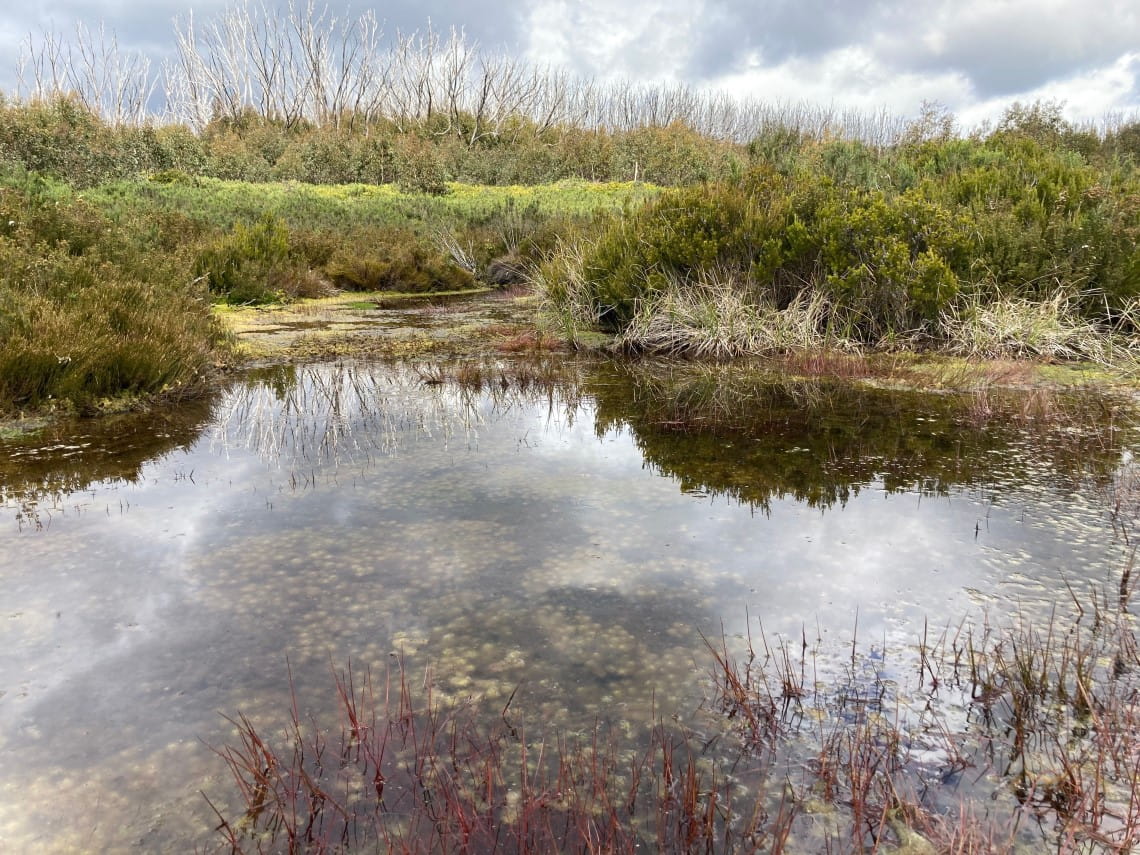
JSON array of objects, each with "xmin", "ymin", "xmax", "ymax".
[
  {"xmin": 613, "ymin": 273, "xmax": 851, "ymax": 359},
  {"xmin": 208, "ymin": 657, "xmax": 800, "ymax": 853},
  {"xmin": 212, "ymin": 553, "xmax": 1140, "ymax": 853}
]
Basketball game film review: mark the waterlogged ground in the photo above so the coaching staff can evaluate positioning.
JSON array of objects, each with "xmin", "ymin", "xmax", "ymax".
[{"xmin": 0, "ymin": 357, "xmax": 1137, "ymax": 851}]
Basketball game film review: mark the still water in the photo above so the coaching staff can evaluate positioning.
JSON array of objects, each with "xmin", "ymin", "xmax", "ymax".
[{"xmin": 0, "ymin": 359, "xmax": 1134, "ymax": 851}]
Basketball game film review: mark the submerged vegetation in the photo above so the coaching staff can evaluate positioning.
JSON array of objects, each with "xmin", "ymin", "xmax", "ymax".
[
  {"xmin": 210, "ymin": 576, "xmax": 1140, "ymax": 853},
  {"xmin": 190, "ymin": 362, "xmax": 1140, "ymax": 852}
]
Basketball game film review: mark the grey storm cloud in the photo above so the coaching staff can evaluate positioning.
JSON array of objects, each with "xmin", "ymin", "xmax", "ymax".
[
  {"xmin": 680, "ymin": 0, "xmax": 1140, "ymax": 99},
  {"xmin": 877, "ymin": 1, "xmax": 1140, "ymax": 98},
  {"xmin": 1, "ymin": 0, "xmax": 1138, "ymax": 118},
  {"xmin": 6, "ymin": 0, "xmax": 527, "ymax": 57},
  {"xmin": 681, "ymin": 0, "xmax": 894, "ymax": 80}
]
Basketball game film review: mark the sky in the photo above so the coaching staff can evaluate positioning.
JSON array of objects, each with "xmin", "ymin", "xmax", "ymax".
[{"xmin": 2, "ymin": 0, "xmax": 1138, "ymax": 129}]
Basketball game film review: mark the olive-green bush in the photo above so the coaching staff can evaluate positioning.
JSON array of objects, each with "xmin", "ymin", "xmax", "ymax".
[
  {"xmin": 0, "ymin": 177, "xmax": 226, "ymax": 411},
  {"xmin": 544, "ymin": 130, "xmax": 1140, "ymax": 346},
  {"xmin": 325, "ymin": 228, "xmax": 475, "ymax": 293}
]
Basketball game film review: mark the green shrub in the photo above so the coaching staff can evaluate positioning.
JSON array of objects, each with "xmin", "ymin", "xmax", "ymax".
[
  {"xmin": 608, "ymin": 123, "xmax": 741, "ymax": 185},
  {"xmin": 153, "ymin": 124, "xmax": 209, "ymax": 174},
  {"xmin": 0, "ymin": 96, "xmax": 187, "ymax": 187},
  {"xmin": 569, "ymin": 183, "xmax": 759, "ymax": 328},
  {"xmin": 0, "ymin": 97, "xmax": 119, "ymax": 187},
  {"xmin": 562, "ymin": 172, "xmax": 971, "ymax": 336},
  {"xmin": 325, "ymin": 228, "xmax": 475, "ymax": 292},
  {"xmin": 542, "ymin": 143, "xmax": 1140, "ymax": 347},
  {"xmin": 0, "ymin": 181, "xmax": 225, "ymax": 412},
  {"xmin": 0, "ymin": 176, "xmax": 106, "ymax": 253},
  {"xmin": 394, "ymin": 136, "xmax": 450, "ymax": 195},
  {"xmin": 193, "ymin": 212, "xmax": 298, "ymax": 303},
  {"xmin": 812, "ymin": 188, "xmax": 970, "ymax": 333}
]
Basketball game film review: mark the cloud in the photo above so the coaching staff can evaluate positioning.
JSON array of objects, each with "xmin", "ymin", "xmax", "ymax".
[
  {"xmin": 710, "ymin": 46, "xmax": 972, "ymax": 120},
  {"xmin": 524, "ymin": 0, "xmax": 704, "ymax": 80},
  {"xmin": 687, "ymin": 0, "xmax": 882, "ymax": 74},
  {"xmin": 361, "ymin": 0, "xmax": 528, "ymax": 47},
  {"xmin": 0, "ymin": 0, "xmax": 530, "ymax": 101},
  {"xmin": 955, "ymin": 51, "xmax": 1140, "ymax": 128},
  {"xmin": 522, "ymin": 0, "xmax": 906, "ymax": 84},
  {"xmin": 521, "ymin": 0, "xmax": 1140, "ymax": 124},
  {"xmin": 10, "ymin": 0, "xmax": 528, "ymax": 64},
  {"xmin": 880, "ymin": 0, "xmax": 1140, "ymax": 99},
  {"xmin": 0, "ymin": 0, "xmax": 1137, "ymax": 126}
]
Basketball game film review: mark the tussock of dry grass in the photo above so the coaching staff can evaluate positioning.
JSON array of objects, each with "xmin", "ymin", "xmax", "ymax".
[
  {"xmin": 941, "ymin": 291, "xmax": 1108, "ymax": 361},
  {"xmin": 614, "ymin": 273, "xmax": 856, "ymax": 358}
]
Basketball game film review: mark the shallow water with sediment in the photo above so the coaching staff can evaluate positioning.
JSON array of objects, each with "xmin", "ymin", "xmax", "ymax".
[{"xmin": 0, "ymin": 357, "xmax": 1134, "ymax": 851}]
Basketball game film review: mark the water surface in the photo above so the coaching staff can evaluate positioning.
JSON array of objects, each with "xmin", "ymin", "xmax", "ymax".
[{"xmin": 0, "ymin": 359, "xmax": 1134, "ymax": 851}]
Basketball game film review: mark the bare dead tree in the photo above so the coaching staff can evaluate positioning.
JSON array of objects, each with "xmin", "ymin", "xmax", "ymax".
[
  {"xmin": 527, "ymin": 66, "xmax": 571, "ymax": 138},
  {"xmin": 295, "ymin": 5, "xmax": 384, "ymax": 129},
  {"xmin": 169, "ymin": 6, "xmax": 248, "ymax": 125},
  {"xmin": 17, "ymin": 22, "xmax": 158, "ymax": 125},
  {"xmin": 15, "ymin": 29, "xmax": 67, "ymax": 103},
  {"xmin": 15, "ymin": 0, "xmax": 928, "ymax": 149},
  {"xmin": 437, "ymin": 27, "xmax": 472, "ymax": 132}
]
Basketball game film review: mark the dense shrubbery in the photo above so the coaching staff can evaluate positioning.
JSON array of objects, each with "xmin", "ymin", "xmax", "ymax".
[
  {"xmin": 556, "ymin": 173, "xmax": 970, "ymax": 337},
  {"xmin": 192, "ymin": 213, "xmax": 327, "ymax": 304},
  {"xmin": 541, "ymin": 127, "xmax": 1140, "ymax": 353},
  {"xmin": 324, "ymin": 228, "xmax": 476, "ymax": 292},
  {"xmin": 80, "ymin": 176, "xmax": 647, "ymax": 305},
  {"xmin": 0, "ymin": 106, "xmax": 653, "ymax": 409},
  {"xmin": 0, "ymin": 97, "xmax": 207, "ymax": 188},
  {"xmin": 0, "ymin": 174, "xmax": 227, "ymax": 412},
  {"xmin": 0, "ymin": 96, "xmax": 744, "ymax": 189},
  {"xmin": 3, "ymin": 91, "xmax": 1140, "ymax": 413},
  {"xmin": 184, "ymin": 194, "xmax": 595, "ymax": 303}
]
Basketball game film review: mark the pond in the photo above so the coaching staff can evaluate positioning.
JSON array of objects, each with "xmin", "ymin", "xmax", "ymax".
[{"xmin": 0, "ymin": 357, "xmax": 1136, "ymax": 851}]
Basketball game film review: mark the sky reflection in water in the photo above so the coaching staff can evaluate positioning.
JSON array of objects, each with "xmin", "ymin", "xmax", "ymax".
[{"xmin": 0, "ymin": 360, "xmax": 1133, "ymax": 851}]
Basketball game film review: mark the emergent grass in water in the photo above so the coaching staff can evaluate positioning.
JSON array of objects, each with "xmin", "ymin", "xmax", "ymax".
[{"xmin": 0, "ymin": 359, "xmax": 1136, "ymax": 851}]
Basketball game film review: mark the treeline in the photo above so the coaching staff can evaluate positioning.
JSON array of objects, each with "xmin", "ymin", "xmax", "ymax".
[
  {"xmin": 7, "ymin": 2, "xmax": 1140, "ymax": 192},
  {"xmin": 0, "ymin": 94, "xmax": 743, "ymax": 190},
  {"xmin": 3, "ymin": 2, "xmax": 883, "ymax": 190},
  {"xmin": 15, "ymin": 4, "xmax": 913, "ymax": 140},
  {"xmin": 4, "ymin": 93, "xmax": 1140, "ymax": 197}
]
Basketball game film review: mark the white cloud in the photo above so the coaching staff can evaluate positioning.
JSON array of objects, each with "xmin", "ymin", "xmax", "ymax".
[
  {"xmin": 524, "ymin": 0, "xmax": 703, "ymax": 81},
  {"xmin": 956, "ymin": 51, "xmax": 1140, "ymax": 129},
  {"xmin": 521, "ymin": 0, "xmax": 1140, "ymax": 128},
  {"xmin": 879, "ymin": 0, "xmax": 1140, "ymax": 98},
  {"xmin": 713, "ymin": 48, "xmax": 972, "ymax": 114},
  {"xmin": 0, "ymin": 0, "xmax": 1137, "ymax": 128}
]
